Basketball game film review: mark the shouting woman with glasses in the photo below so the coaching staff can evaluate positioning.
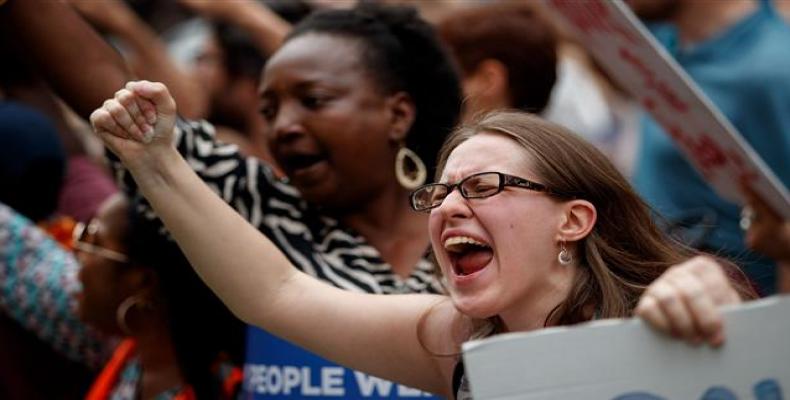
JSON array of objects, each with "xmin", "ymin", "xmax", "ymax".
[{"xmin": 92, "ymin": 79, "xmax": 755, "ymax": 398}]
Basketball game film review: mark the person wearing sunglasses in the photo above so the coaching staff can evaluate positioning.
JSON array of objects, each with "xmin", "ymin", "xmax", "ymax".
[
  {"xmin": 72, "ymin": 219, "xmax": 130, "ymax": 264},
  {"xmin": 92, "ymin": 80, "xmax": 757, "ymax": 399},
  {"xmin": 2, "ymin": 194, "xmax": 245, "ymax": 399},
  {"xmin": 72, "ymin": 193, "xmax": 247, "ymax": 400}
]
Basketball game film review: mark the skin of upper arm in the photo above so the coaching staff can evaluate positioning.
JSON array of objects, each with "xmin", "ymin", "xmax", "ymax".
[{"xmin": 252, "ymin": 273, "xmax": 456, "ymax": 396}]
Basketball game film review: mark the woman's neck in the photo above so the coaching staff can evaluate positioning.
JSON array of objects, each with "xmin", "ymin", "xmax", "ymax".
[
  {"xmin": 341, "ymin": 186, "xmax": 431, "ymax": 278},
  {"xmin": 133, "ymin": 315, "xmax": 185, "ymax": 399},
  {"xmin": 498, "ymin": 265, "xmax": 578, "ymax": 333}
]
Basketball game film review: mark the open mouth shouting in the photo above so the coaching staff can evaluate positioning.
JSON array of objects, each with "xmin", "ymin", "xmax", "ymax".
[
  {"xmin": 276, "ymin": 149, "xmax": 330, "ymax": 184},
  {"xmin": 443, "ymin": 235, "xmax": 494, "ymax": 277}
]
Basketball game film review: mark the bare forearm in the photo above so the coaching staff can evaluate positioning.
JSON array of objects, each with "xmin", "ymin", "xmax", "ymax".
[
  {"xmin": 126, "ymin": 146, "xmax": 296, "ymax": 322},
  {"xmin": 126, "ymin": 150, "xmax": 450, "ymax": 392},
  {"xmin": 0, "ymin": 0, "xmax": 131, "ymax": 119},
  {"xmin": 180, "ymin": 0, "xmax": 290, "ymax": 56},
  {"xmin": 231, "ymin": 3, "xmax": 290, "ymax": 55}
]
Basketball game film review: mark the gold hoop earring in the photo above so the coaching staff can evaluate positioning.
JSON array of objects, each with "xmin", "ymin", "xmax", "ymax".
[
  {"xmin": 115, "ymin": 295, "xmax": 151, "ymax": 336},
  {"xmin": 395, "ymin": 146, "xmax": 427, "ymax": 190},
  {"xmin": 558, "ymin": 240, "xmax": 573, "ymax": 265}
]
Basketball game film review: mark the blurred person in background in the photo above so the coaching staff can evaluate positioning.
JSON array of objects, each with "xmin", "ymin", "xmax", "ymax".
[
  {"xmin": 1, "ymin": 194, "xmax": 246, "ymax": 399},
  {"xmin": 437, "ymin": 3, "xmax": 557, "ymax": 120},
  {"xmin": 0, "ymin": 35, "xmax": 117, "ymax": 400},
  {"xmin": 627, "ymin": 0, "xmax": 790, "ymax": 295},
  {"xmin": 66, "ymin": 0, "xmax": 295, "ymax": 164},
  {"xmin": 778, "ymin": 0, "xmax": 790, "ymax": 23},
  {"xmin": 175, "ymin": 0, "xmax": 308, "ymax": 164},
  {"xmin": 0, "ymin": 101, "xmax": 66, "ymax": 224},
  {"xmin": 0, "ymin": 34, "xmax": 118, "ymax": 224},
  {"xmin": 73, "ymin": 194, "xmax": 245, "ymax": 399},
  {"xmin": 437, "ymin": 2, "xmax": 639, "ymax": 177},
  {"xmin": 0, "ymin": 102, "xmax": 102, "ymax": 400},
  {"xmin": 67, "ymin": 0, "xmax": 210, "ymax": 120}
]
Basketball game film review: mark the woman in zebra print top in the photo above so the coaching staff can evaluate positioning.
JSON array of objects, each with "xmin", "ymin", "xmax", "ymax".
[
  {"xmin": 110, "ymin": 4, "xmax": 463, "ymax": 295},
  {"xmin": 103, "ymin": 7, "xmax": 465, "ymax": 395}
]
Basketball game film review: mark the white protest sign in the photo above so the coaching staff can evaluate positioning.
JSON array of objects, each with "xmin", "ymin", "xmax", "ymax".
[
  {"xmin": 462, "ymin": 296, "xmax": 790, "ymax": 399},
  {"xmin": 545, "ymin": 0, "xmax": 790, "ymax": 219}
]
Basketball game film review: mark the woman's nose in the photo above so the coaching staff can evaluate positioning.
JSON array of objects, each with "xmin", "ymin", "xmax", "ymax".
[
  {"xmin": 434, "ymin": 189, "xmax": 472, "ymax": 219},
  {"xmin": 271, "ymin": 103, "xmax": 306, "ymax": 143}
]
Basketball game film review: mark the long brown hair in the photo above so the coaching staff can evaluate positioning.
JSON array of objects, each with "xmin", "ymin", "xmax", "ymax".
[{"xmin": 433, "ymin": 111, "xmax": 755, "ymax": 337}]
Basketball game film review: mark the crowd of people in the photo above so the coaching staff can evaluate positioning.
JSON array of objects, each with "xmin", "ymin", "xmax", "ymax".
[{"xmin": 0, "ymin": 0, "xmax": 787, "ymax": 399}]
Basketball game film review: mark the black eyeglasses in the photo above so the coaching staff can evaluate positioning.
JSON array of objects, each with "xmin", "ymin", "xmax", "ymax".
[{"xmin": 410, "ymin": 171, "xmax": 552, "ymax": 212}]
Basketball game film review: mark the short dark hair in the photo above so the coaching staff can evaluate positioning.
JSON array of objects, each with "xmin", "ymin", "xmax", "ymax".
[
  {"xmin": 438, "ymin": 4, "xmax": 557, "ymax": 113},
  {"xmin": 125, "ymin": 210, "xmax": 246, "ymax": 399},
  {"xmin": 287, "ymin": 4, "xmax": 462, "ymax": 178},
  {"xmin": 214, "ymin": 22, "xmax": 268, "ymax": 80}
]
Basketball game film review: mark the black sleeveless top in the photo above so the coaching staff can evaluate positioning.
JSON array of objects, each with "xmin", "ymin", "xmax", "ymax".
[{"xmin": 452, "ymin": 361, "xmax": 472, "ymax": 399}]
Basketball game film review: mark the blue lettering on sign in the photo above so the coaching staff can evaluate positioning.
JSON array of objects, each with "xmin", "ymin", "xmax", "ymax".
[
  {"xmin": 613, "ymin": 379, "xmax": 783, "ymax": 400},
  {"xmin": 241, "ymin": 326, "xmax": 439, "ymax": 399}
]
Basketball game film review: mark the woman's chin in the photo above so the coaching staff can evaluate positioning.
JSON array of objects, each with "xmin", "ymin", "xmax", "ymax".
[{"xmin": 450, "ymin": 294, "xmax": 498, "ymax": 320}]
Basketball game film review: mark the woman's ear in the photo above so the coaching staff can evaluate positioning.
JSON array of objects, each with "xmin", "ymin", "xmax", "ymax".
[
  {"xmin": 475, "ymin": 59, "xmax": 509, "ymax": 101},
  {"xmin": 463, "ymin": 59, "xmax": 509, "ymax": 112},
  {"xmin": 557, "ymin": 199, "xmax": 597, "ymax": 242},
  {"xmin": 386, "ymin": 91, "xmax": 416, "ymax": 142}
]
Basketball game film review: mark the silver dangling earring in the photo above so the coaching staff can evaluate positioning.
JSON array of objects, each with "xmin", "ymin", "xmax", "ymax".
[
  {"xmin": 395, "ymin": 145, "xmax": 427, "ymax": 190},
  {"xmin": 558, "ymin": 240, "xmax": 573, "ymax": 265},
  {"xmin": 115, "ymin": 295, "xmax": 151, "ymax": 336}
]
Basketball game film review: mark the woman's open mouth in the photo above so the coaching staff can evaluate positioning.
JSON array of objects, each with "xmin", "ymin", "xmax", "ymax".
[
  {"xmin": 277, "ymin": 151, "xmax": 330, "ymax": 184},
  {"xmin": 443, "ymin": 236, "xmax": 493, "ymax": 276},
  {"xmin": 280, "ymin": 153, "xmax": 326, "ymax": 174}
]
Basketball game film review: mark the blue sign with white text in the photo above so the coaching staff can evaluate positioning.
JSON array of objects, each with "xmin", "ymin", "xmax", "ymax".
[{"xmin": 242, "ymin": 326, "xmax": 440, "ymax": 399}]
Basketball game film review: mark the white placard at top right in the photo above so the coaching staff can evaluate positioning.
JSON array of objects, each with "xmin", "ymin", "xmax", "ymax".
[{"xmin": 545, "ymin": 0, "xmax": 789, "ymax": 219}]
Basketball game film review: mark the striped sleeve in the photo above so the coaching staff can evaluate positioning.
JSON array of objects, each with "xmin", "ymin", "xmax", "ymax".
[{"xmin": 107, "ymin": 118, "xmax": 291, "ymax": 233}]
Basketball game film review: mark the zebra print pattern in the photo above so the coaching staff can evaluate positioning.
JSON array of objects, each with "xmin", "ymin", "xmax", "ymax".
[{"xmin": 111, "ymin": 118, "xmax": 443, "ymax": 295}]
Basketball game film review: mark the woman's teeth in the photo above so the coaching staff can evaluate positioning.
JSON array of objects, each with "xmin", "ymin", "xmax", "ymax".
[{"xmin": 444, "ymin": 236, "xmax": 489, "ymax": 252}]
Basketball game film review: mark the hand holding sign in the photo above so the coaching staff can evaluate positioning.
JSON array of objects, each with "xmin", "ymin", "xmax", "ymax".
[{"xmin": 635, "ymin": 256, "xmax": 742, "ymax": 347}]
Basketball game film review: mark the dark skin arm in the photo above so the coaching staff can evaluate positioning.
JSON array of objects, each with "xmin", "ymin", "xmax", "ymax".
[
  {"xmin": 741, "ymin": 186, "xmax": 790, "ymax": 293},
  {"xmin": 0, "ymin": 0, "xmax": 131, "ymax": 120},
  {"xmin": 3, "ymin": 82, "xmax": 87, "ymax": 156},
  {"xmin": 69, "ymin": 0, "xmax": 210, "ymax": 119},
  {"xmin": 178, "ymin": 0, "xmax": 290, "ymax": 56},
  {"xmin": 0, "ymin": 31, "xmax": 85, "ymax": 156}
]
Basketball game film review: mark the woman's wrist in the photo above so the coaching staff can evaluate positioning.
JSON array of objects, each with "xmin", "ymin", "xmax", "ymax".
[{"xmin": 122, "ymin": 140, "xmax": 183, "ymax": 191}]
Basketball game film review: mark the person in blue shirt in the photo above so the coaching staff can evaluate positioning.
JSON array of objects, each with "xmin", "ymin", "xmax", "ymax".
[{"xmin": 628, "ymin": 0, "xmax": 790, "ymax": 295}]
